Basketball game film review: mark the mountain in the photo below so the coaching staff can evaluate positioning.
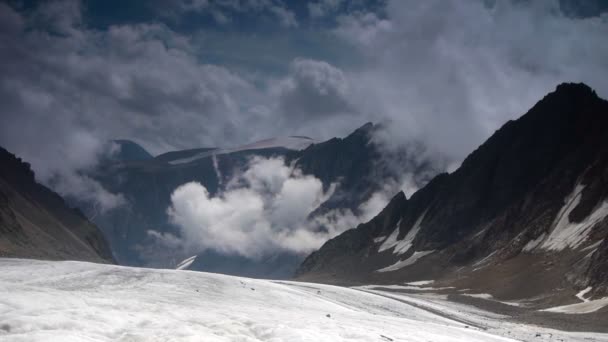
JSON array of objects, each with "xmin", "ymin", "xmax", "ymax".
[
  {"xmin": 108, "ymin": 140, "xmax": 153, "ymax": 162},
  {"xmin": 0, "ymin": 147, "xmax": 114, "ymax": 263},
  {"xmin": 79, "ymin": 125, "xmax": 441, "ymax": 278},
  {"xmin": 296, "ymin": 83, "xmax": 608, "ymax": 307}
]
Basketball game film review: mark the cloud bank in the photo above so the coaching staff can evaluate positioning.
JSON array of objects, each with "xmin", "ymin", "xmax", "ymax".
[
  {"xmin": 158, "ymin": 157, "xmax": 338, "ymax": 258},
  {"xmin": 1, "ymin": 0, "xmax": 608, "ymax": 214},
  {"xmin": 156, "ymin": 156, "xmax": 419, "ymax": 259}
]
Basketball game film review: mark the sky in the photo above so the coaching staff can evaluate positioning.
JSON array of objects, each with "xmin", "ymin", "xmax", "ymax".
[{"xmin": 1, "ymin": 0, "xmax": 608, "ymax": 210}]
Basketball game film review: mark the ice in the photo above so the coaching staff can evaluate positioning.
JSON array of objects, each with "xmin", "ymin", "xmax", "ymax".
[
  {"xmin": 1, "ymin": 259, "xmax": 606, "ymax": 342},
  {"xmin": 376, "ymin": 250, "xmax": 435, "ymax": 272}
]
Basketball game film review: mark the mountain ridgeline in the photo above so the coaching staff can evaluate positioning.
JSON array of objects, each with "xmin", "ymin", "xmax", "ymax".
[
  {"xmin": 296, "ymin": 83, "xmax": 608, "ymax": 304},
  {"xmin": 0, "ymin": 147, "xmax": 114, "ymax": 263},
  {"xmin": 81, "ymin": 124, "xmax": 440, "ymax": 278}
]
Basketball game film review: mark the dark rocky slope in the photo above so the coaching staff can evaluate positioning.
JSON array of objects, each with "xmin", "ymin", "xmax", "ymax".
[
  {"xmin": 0, "ymin": 147, "xmax": 114, "ymax": 263},
  {"xmin": 297, "ymin": 83, "xmax": 608, "ymax": 303}
]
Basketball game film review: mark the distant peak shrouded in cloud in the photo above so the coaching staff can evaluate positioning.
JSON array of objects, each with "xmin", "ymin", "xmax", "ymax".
[{"xmin": 1, "ymin": 0, "xmax": 608, "ymax": 218}]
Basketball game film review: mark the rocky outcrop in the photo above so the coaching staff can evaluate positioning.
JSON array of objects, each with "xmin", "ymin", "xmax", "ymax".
[{"xmin": 0, "ymin": 147, "xmax": 115, "ymax": 263}]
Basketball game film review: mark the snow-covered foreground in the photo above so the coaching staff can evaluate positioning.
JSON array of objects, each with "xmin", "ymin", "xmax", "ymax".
[{"xmin": 0, "ymin": 259, "xmax": 606, "ymax": 342}]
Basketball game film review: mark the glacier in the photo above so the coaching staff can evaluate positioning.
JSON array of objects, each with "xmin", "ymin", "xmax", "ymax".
[{"xmin": 0, "ymin": 259, "xmax": 606, "ymax": 342}]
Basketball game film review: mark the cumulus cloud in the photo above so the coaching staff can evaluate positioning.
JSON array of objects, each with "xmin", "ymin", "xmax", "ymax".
[
  {"xmin": 336, "ymin": 0, "xmax": 608, "ymax": 161},
  {"xmin": 0, "ymin": 0, "xmax": 262, "ymax": 209},
  {"xmin": 154, "ymin": 152, "xmax": 434, "ymax": 261},
  {"xmin": 159, "ymin": 157, "xmax": 339, "ymax": 258},
  {"xmin": 2, "ymin": 0, "xmax": 608, "ymax": 219},
  {"xmin": 277, "ymin": 58, "xmax": 353, "ymax": 121}
]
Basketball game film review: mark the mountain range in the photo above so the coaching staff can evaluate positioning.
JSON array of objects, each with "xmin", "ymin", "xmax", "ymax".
[
  {"xmin": 76, "ymin": 122, "xmax": 441, "ymax": 278},
  {"xmin": 2, "ymin": 82, "xmax": 607, "ymax": 315}
]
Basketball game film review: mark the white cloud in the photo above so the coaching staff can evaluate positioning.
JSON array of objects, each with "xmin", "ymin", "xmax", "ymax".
[
  {"xmin": 158, "ymin": 153, "xmax": 429, "ymax": 261},
  {"xmin": 0, "ymin": 1, "xmax": 264, "ymax": 209},
  {"xmin": 161, "ymin": 157, "xmax": 339, "ymax": 258}
]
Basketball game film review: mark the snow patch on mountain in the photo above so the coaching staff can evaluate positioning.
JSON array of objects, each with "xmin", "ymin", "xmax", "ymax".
[
  {"xmin": 576, "ymin": 287, "xmax": 592, "ymax": 302},
  {"xmin": 541, "ymin": 184, "xmax": 608, "ymax": 251},
  {"xmin": 541, "ymin": 297, "xmax": 608, "ymax": 314},
  {"xmin": 377, "ymin": 250, "xmax": 435, "ymax": 272},
  {"xmin": 168, "ymin": 136, "xmax": 314, "ymax": 165},
  {"xmin": 377, "ymin": 219, "xmax": 401, "ymax": 252},
  {"xmin": 377, "ymin": 209, "xmax": 428, "ymax": 256}
]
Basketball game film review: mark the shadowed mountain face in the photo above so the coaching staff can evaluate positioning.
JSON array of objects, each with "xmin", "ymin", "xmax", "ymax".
[
  {"xmin": 79, "ymin": 125, "xmax": 441, "ymax": 278},
  {"xmin": 297, "ymin": 83, "xmax": 608, "ymax": 301},
  {"xmin": 0, "ymin": 147, "xmax": 114, "ymax": 263}
]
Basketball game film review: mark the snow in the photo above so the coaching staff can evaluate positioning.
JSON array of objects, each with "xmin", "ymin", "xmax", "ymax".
[
  {"xmin": 0, "ymin": 258, "xmax": 531, "ymax": 342},
  {"xmin": 376, "ymin": 250, "xmax": 435, "ymax": 272},
  {"xmin": 360, "ymin": 290, "xmax": 608, "ymax": 342},
  {"xmin": 541, "ymin": 297, "xmax": 608, "ymax": 314},
  {"xmin": 465, "ymin": 293, "xmax": 494, "ymax": 299},
  {"xmin": 356, "ymin": 284, "xmax": 454, "ymax": 292},
  {"xmin": 377, "ymin": 210, "xmax": 427, "ymax": 256},
  {"xmin": 168, "ymin": 137, "xmax": 314, "ymax": 165},
  {"xmin": 406, "ymin": 280, "xmax": 435, "ymax": 286},
  {"xmin": 541, "ymin": 184, "xmax": 608, "ymax": 251},
  {"xmin": 540, "ymin": 286, "xmax": 608, "ymax": 314},
  {"xmin": 372, "ymin": 236, "xmax": 386, "ymax": 243},
  {"xmin": 175, "ymin": 255, "xmax": 197, "ymax": 270},
  {"xmin": 393, "ymin": 210, "xmax": 427, "ymax": 255},
  {"xmin": 522, "ymin": 233, "xmax": 546, "ymax": 252},
  {"xmin": 377, "ymin": 219, "xmax": 400, "ymax": 252},
  {"xmin": 576, "ymin": 287, "xmax": 592, "ymax": 302},
  {"xmin": 472, "ymin": 250, "xmax": 496, "ymax": 269}
]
